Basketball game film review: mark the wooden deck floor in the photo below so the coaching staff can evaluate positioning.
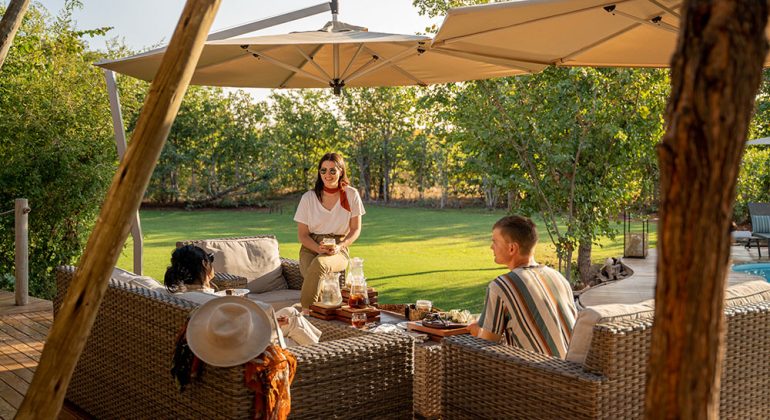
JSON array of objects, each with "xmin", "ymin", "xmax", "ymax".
[
  {"xmin": 0, "ymin": 291, "xmax": 86, "ymax": 419},
  {"xmin": 579, "ymin": 245, "xmax": 766, "ymax": 307}
]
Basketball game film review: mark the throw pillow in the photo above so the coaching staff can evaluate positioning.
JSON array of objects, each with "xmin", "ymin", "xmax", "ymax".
[
  {"xmin": 197, "ymin": 237, "xmax": 287, "ymax": 293},
  {"xmin": 751, "ymin": 215, "xmax": 770, "ymax": 233}
]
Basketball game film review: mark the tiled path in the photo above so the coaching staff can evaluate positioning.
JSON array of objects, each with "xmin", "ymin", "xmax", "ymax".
[{"xmin": 579, "ymin": 246, "xmax": 766, "ymax": 307}]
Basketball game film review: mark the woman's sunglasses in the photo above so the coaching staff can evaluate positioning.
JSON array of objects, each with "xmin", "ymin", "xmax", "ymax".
[
  {"xmin": 319, "ymin": 168, "xmax": 338, "ymax": 175},
  {"xmin": 206, "ymin": 252, "xmax": 215, "ymax": 263}
]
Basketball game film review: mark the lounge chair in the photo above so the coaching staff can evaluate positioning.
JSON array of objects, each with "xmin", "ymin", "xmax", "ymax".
[{"xmin": 747, "ymin": 203, "xmax": 770, "ymax": 257}]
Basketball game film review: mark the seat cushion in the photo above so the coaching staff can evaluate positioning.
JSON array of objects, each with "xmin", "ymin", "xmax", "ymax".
[
  {"xmin": 565, "ymin": 299, "xmax": 655, "ymax": 364},
  {"xmin": 567, "ymin": 280, "xmax": 770, "ymax": 365},
  {"xmin": 111, "ymin": 267, "xmax": 167, "ymax": 293},
  {"xmin": 196, "ymin": 237, "xmax": 288, "ymax": 293},
  {"xmin": 248, "ymin": 289, "xmax": 301, "ymax": 310}
]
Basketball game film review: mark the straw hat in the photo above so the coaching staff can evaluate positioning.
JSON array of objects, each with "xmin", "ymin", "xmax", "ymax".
[{"xmin": 186, "ymin": 296, "xmax": 272, "ymax": 367}]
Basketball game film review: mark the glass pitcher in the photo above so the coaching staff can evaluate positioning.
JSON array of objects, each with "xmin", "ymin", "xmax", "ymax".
[
  {"xmin": 348, "ymin": 273, "xmax": 369, "ymax": 309},
  {"xmin": 347, "ymin": 257, "xmax": 365, "ymax": 289},
  {"xmin": 318, "ymin": 272, "xmax": 342, "ymax": 307}
]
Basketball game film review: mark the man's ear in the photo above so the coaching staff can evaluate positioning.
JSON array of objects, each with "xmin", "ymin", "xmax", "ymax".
[{"xmin": 508, "ymin": 241, "xmax": 519, "ymax": 256}]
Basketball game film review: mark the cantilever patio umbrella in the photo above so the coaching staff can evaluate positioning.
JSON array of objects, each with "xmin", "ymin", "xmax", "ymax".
[
  {"xmin": 98, "ymin": 20, "xmax": 540, "ymax": 95},
  {"xmin": 431, "ymin": 0, "xmax": 770, "ymax": 68}
]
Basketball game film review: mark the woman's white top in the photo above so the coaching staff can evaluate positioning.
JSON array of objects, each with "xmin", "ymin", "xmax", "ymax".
[{"xmin": 293, "ymin": 186, "xmax": 366, "ymax": 235}]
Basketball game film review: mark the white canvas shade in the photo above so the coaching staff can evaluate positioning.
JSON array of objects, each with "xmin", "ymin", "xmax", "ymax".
[
  {"xmin": 98, "ymin": 21, "xmax": 534, "ymax": 94},
  {"xmin": 432, "ymin": 0, "xmax": 770, "ymax": 69}
]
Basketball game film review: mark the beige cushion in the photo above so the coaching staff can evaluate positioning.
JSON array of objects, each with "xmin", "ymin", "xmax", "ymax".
[
  {"xmin": 111, "ymin": 267, "xmax": 166, "ymax": 293},
  {"xmin": 197, "ymin": 237, "xmax": 287, "ymax": 293},
  {"xmin": 723, "ymin": 280, "xmax": 770, "ymax": 308},
  {"xmin": 248, "ymin": 289, "xmax": 301, "ymax": 311},
  {"xmin": 566, "ymin": 280, "xmax": 770, "ymax": 365},
  {"xmin": 565, "ymin": 299, "xmax": 655, "ymax": 364}
]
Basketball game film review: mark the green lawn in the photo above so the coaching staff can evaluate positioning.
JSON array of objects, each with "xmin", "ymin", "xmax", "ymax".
[{"xmin": 117, "ymin": 206, "xmax": 657, "ymax": 313}]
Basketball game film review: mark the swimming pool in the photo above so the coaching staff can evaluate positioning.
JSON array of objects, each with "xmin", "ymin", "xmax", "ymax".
[{"xmin": 731, "ymin": 263, "xmax": 770, "ymax": 282}]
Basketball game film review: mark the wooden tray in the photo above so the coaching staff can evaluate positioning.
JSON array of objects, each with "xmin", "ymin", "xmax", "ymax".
[
  {"xmin": 310, "ymin": 311, "xmax": 336, "ymax": 321},
  {"xmin": 407, "ymin": 321, "xmax": 470, "ymax": 337},
  {"xmin": 309, "ymin": 304, "xmax": 341, "ymax": 315},
  {"xmin": 336, "ymin": 306, "xmax": 380, "ymax": 318},
  {"xmin": 335, "ymin": 315, "xmax": 380, "ymax": 324}
]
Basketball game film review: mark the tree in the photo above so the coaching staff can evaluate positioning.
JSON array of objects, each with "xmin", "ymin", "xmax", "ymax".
[
  {"xmin": 265, "ymin": 90, "xmax": 338, "ymax": 192},
  {"xmin": 646, "ymin": 1, "xmax": 767, "ymax": 417},
  {"xmin": 0, "ymin": 0, "xmax": 31, "ymax": 70},
  {"xmin": 0, "ymin": 3, "xmax": 121, "ymax": 298},
  {"xmin": 338, "ymin": 87, "xmax": 417, "ymax": 201},
  {"xmin": 448, "ymin": 68, "xmax": 666, "ymax": 282}
]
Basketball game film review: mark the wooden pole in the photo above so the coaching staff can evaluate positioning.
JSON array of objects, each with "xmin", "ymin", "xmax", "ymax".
[
  {"xmin": 0, "ymin": 0, "xmax": 31, "ymax": 71},
  {"xmin": 14, "ymin": 198, "xmax": 29, "ymax": 306},
  {"xmin": 14, "ymin": 0, "xmax": 221, "ymax": 418},
  {"xmin": 645, "ymin": 1, "xmax": 768, "ymax": 418}
]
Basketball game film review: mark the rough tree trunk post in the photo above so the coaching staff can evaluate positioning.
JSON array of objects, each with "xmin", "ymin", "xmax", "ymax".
[
  {"xmin": 577, "ymin": 238, "xmax": 591, "ymax": 287},
  {"xmin": 646, "ymin": 1, "xmax": 767, "ymax": 418},
  {"xmin": 0, "ymin": 0, "xmax": 31, "ymax": 71},
  {"xmin": 14, "ymin": 0, "xmax": 221, "ymax": 418}
]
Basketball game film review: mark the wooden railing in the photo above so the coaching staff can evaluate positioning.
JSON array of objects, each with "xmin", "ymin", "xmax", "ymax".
[{"xmin": 1, "ymin": 198, "xmax": 30, "ymax": 306}]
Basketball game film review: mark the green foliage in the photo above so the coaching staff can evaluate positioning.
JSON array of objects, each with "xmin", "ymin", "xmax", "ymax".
[
  {"xmin": 144, "ymin": 87, "xmax": 270, "ymax": 205},
  {"xmin": 0, "ymin": 3, "xmax": 117, "ymax": 298},
  {"xmin": 736, "ymin": 148, "xmax": 770, "ymax": 222},
  {"xmin": 446, "ymin": 67, "xmax": 668, "ymax": 279},
  {"xmin": 264, "ymin": 90, "xmax": 339, "ymax": 192}
]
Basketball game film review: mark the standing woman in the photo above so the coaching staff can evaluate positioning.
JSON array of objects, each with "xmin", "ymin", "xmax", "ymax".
[{"xmin": 294, "ymin": 153, "xmax": 366, "ymax": 310}]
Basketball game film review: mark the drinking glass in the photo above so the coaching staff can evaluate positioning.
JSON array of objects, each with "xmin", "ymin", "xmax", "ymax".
[{"xmin": 351, "ymin": 312, "xmax": 367, "ymax": 328}]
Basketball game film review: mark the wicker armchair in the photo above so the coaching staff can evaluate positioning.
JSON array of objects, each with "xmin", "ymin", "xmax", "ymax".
[
  {"xmin": 54, "ymin": 266, "xmax": 413, "ymax": 419},
  {"xmin": 441, "ymin": 301, "xmax": 770, "ymax": 419}
]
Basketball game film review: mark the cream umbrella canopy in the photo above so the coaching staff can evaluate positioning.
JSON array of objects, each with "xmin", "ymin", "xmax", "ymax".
[
  {"xmin": 432, "ymin": 0, "xmax": 770, "ymax": 68},
  {"xmin": 98, "ymin": 20, "xmax": 540, "ymax": 95}
]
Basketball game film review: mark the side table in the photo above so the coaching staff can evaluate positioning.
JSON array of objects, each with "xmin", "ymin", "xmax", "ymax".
[{"xmin": 378, "ymin": 305, "xmax": 449, "ymax": 419}]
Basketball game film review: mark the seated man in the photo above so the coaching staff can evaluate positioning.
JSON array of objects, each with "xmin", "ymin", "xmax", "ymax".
[{"xmin": 469, "ymin": 215, "xmax": 577, "ymax": 359}]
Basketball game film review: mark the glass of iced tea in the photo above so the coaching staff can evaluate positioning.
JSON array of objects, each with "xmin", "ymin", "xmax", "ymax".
[
  {"xmin": 321, "ymin": 237, "xmax": 336, "ymax": 250},
  {"xmin": 351, "ymin": 312, "xmax": 367, "ymax": 328}
]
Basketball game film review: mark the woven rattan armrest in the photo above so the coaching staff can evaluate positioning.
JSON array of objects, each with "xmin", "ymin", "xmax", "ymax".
[
  {"xmin": 280, "ymin": 257, "xmax": 303, "ymax": 290},
  {"xmin": 287, "ymin": 331, "xmax": 414, "ymax": 419},
  {"xmin": 211, "ymin": 272, "xmax": 247, "ymax": 289},
  {"xmin": 442, "ymin": 334, "xmax": 602, "ymax": 419}
]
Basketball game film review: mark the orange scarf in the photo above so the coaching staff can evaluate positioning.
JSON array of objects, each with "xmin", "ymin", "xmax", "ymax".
[
  {"xmin": 244, "ymin": 345, "xmax": 297, "ymax": 420},
  {"xmin": 323, "ymin": 182, "xmax": 351, "ymax": 212}
]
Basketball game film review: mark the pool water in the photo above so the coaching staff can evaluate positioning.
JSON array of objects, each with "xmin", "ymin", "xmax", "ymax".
[{"xmin": 731, "ymin": 263, "xmax": 770, "ymax": 282}]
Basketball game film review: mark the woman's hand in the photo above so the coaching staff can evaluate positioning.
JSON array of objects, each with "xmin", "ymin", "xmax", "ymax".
[{"xmin": 319, "ymin": 243, "xmax": 340, "ymax": 255}]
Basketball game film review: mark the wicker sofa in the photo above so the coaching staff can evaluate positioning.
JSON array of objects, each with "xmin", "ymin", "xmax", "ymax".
[
  {"xmin": 54, "ymin": 265, "xmax": 413, "ymax": 419},
  {"xmin": 440, "ymin": 285, "xmax": 770, "ymax": 419}
]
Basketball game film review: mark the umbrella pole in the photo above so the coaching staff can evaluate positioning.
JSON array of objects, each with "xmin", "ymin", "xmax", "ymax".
[
  {"xmin": 104, "ymin": 69, "xmax": 144, "ymax": 276},
  {"xmin": 15, "ymin": 0, "xmax": 222, "ymax": 418}
]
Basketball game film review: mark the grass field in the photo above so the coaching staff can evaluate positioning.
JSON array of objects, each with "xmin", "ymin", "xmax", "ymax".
[{"xmin": 117, "ymin": 205, "xmax": 657, "ymax": 312}]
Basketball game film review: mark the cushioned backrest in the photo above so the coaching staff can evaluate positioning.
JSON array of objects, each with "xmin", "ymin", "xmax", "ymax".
[
  {"xmin": 111, "ymin": 267, "xmax": 167, "ymax": 292},
  {"xmin": 566, "ymin": 300, "xmax": 655, "ymax": 364},
  {"xmin": 751, "ymin": 215, "xmax": 770, "ymax": 233},
  {"xmin": 195, "ymin": 237, "xmax": 287, "ymax": 293},
  {"xmin": 567, "ymin": 280, "xmax": 770, "ymax": 365}
]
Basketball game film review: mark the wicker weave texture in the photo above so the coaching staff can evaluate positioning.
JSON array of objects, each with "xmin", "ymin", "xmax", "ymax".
[
  {"xmin": 442, "ymin": 301, "xmax": 770, "ymax": 419},
  {"xmin": 414, "ymin": 344, "xmax": 443, "ymax": 419},
  {"xmin": 54, "ymin": 265, "xmax": 413, "ymax": 419}
]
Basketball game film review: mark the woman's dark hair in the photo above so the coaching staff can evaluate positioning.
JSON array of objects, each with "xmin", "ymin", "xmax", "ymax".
[
  {"xmin": 164, "ymin": 245, "xmax": 212, "ymax": 293},
  {"xmin": 313, "ymin": 152, "xmax": 350, "ymax": 201}
]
